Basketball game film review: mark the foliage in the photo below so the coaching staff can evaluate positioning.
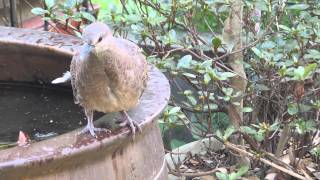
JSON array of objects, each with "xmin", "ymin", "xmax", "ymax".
[
  {"xmin": 38, "ymin": 0, "xmax": 320, "ymax": 178},
  {"xmin": 311, "ymin": 146, "xmax": 320, "ymax": 157},
  {"xmin": 31, "ymin": 0, "xmax": 97, "ymax": 35},
  {"xmin": 216, "ymin": 166, "xmax": 249, "ymax": 180},
  {"xmin": 92, "ymin": 0, "xmax": 320, "ymax": 178}
]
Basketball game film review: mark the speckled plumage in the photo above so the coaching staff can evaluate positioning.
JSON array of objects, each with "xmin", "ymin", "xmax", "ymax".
[{"xmin": 70, "ymin": 22, "xmax": 148, "ymax": 137}]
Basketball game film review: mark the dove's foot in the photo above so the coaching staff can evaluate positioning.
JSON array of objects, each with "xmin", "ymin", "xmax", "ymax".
[
  {"xmin": 79, "ymin": 108, "xmax": 110, "ymax": 138},
  {"xmin": 78, "ymin": 124, "xmax": 110, "ymax": 138},
  {"xmin": 119, "ymin": 111, "xmax": 141, "ymax": 138}
]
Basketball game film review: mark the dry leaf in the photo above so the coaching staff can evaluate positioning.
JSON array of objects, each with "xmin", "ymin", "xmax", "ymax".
[
  {"xmin": 189, "ymin": 159, "xmax": 200, "ymax": 166},
  {"xmin": 17, "ymin": 131, "xmax": 30, "ymax": 146},
  {"xmin": 293, "ymin": 81, "xmax": 305, "ymax": 100}
]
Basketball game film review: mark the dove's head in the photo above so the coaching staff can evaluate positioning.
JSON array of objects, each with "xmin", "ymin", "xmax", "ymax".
[{"xmin": 80, "ymin": 22, "xmax": 112, "ymax": 59}]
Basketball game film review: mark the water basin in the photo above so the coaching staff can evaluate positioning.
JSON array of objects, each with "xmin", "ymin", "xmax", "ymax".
[{"xmin": 0, "ymin": 26, "xmax": 170, "ymax": 180}]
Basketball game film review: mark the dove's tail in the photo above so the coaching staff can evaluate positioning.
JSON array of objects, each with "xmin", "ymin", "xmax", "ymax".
[{"xmin": 52, "ymin": 71, "xmax": 71, "ymax": 84}]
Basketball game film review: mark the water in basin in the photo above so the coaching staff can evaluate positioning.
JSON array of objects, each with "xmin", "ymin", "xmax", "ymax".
[{"xmin": 0, "ymin": 82, "xmax": 88, "ymax": 144}]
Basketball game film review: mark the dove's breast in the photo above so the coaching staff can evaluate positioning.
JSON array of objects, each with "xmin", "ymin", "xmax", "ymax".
[{"xmin": 72, "ymin": 55, "xmax": 141, "ymax": 113}]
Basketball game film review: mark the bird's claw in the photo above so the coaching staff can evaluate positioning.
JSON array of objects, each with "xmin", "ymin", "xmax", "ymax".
[
  {"xmin": 119, "ymin": 115, "xmax": 141, "ymax": 138},
  {"xmin": 78, "ymin": 125, "xmax": 110, "ymax": 138}
]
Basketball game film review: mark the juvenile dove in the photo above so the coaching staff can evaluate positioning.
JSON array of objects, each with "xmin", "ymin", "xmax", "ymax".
[{"xmin": 52, "ymin": 22, "xmax": 148, "ymax": 137}]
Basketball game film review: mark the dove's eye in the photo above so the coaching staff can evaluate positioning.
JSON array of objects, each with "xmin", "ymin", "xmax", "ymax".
[{"xmin": 97, "ymin": 36, "xmax": 103, "ymax": 43}]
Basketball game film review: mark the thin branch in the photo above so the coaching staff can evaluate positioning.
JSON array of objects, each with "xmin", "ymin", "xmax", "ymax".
[
  {"xmin": 212, "ymin": 135, "xmax": 307, "ymax": 180},
  {"xmin": 168, "ymin": 102, "xmax": 226, "ymax": 113}
]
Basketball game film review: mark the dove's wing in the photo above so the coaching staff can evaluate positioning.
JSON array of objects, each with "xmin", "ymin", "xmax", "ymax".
[
  {"xmin": 115, "ymin": 38, "xmax": 149, "ymax": 94},
  {"xmin": 70, "ymin": 53, "xmax": 80, "ymax": 104}
]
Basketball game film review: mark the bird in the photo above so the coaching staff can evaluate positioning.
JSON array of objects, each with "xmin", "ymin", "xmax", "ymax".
[{"xmin": 52, "ymin": 22, "xmax": 149, "ymax": 138}]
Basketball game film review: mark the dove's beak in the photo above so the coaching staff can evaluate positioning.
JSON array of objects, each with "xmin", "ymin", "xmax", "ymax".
[{"xmin": 79, "ymin": 43, "xmax": 94, "ymax": 60}]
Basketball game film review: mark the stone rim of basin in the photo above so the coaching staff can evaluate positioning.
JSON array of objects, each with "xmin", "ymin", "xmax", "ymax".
[{"xmin": 0, "ymin": 27, "xmax": 170, "ymax": 171}]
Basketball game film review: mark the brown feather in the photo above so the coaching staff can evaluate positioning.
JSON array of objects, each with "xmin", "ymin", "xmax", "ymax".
[{"xmin": 70, "ymin": 23, "xmax": 149, "ymax": 114}]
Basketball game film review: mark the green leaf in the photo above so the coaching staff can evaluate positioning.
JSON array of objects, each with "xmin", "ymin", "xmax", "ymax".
[
  {"xmin": 292, "ymin": 63, "xmax": 316, "ymax": 80},
  {"xmin": 261, "ymin": 41, "xmax": 276, "ymax": 49},
  {"xmin": 288, "ymin": 103, "xmax": 312, "ymax": 115},
  {"xmin": 305, "ymin": 50, "xmax": 320, "ymax": 59},
  {"xmin": 269, "ymin": 122, "xmax": 280, "ymax": 131},
  {"xmin": 232, "ymin": 102, "xmax": 240, "ymax": 106},
  {"xmin": 251, "ymin": 47, "xmax": 264, "ymax": 59},
  {"xmin": 81, "ymin": 12, "xmax": 96, "ymax": 22},
  {"xmin": 278, "ymin": 25, "xmax": 291, "ymax": 32},
  {"xmin": 223, "ymin": 126, "xmax": 235, "ymax": 140},
  {"xmin": 200, "ymin": 60, "xmax": 212, "ymax": 69},
  {"xmin": 212, "ymin": 37, "xmax": 222, "ymax": 49},
  {"xmin": 45, "ymin": 0, "xmax": 55, "ymax": 9},
  {"xmin": 148, "ymin": 11, "xmax": 166, "ymax": 26},
  {"xmin": 293, "ymin": 66, "xmax": 305, "ymax": 80},
  {"xmin": 278, "ymin": 66, "xmax": 287, "ymax": 77},
  {"xmin": 311, "ymin": 146, "xmax": 320, "ymax": 157},
  {"xmin": 241, "ymin": 107, "xmax": 253, "ymax": 112},
  {"xmin": 208, "ymin": 69, "xmax": 219, "ymax": 81},
  {"xmin": 287, "ymin": 4, "xmax": 309, "ymax": 10},
  {"xmin": 183, "ymin": 90, "xmax": 193, "ymax": 96},
  {"xmin": 216, "ymin": 130, "xmax": 223, "ymax": 140},
  {"xmin": 202, "ymin": 103, "xmax": 218, "ymax": 111},
  {"xmin": 254, "ymin": 131, "xmax": 265, "ymax": 142},
  {"xmin": 168, "ymin": 107, "xmax": 181, "ymax": 115},
  {"xmin": 255, "ymin": 1, "xmax": 268, "ymax": 11},
  {"xmin": 187, "ymin": 96, "xmax": 197, "ymax": 106},
  {"xmin": 168, "ymin": 29, "xmax": 177, "ymax": 44},
  {"xmin": 126, "ymin": 14, "xmax": 142, "ymax": 23},
  {"xmin": 241, "ymin": 126, "xmax": 257, "ymax": 135},
  {"xmin": 31, "ymin": 8, "xmax": 48, "ymax": 15},
  {"xmin": 204, "ymin": 73, "xmax": 211, "ymax": 84},
  {"xmin": 64, "ymin": 0, "xmax": 77, "ymax": 8},
  {"xmin": 222, "ymin": 87, "xmax": 233, "ymax": 96},
  {"xmin": 218, "ymin": 72, "xmax": 236, "ymax": 80},
  {"xmin": 177, "ymin": 55, "xmax": 193, "ymax": 69},
  {"xmin": 293, "ymin": 119, "xmax": 316, "ymax": 134},
  {"xmin": 216, "ymin": 172, "xmax": 228, "ymax": 180},
  {"xmin": 303, "ymin": 63, "xmax": 317, "ymax": 78},
  {"xmin": 230, "ymin": 166, "xmax": 249, "ymax": 179},
  {"xmin": 288, "ymin": 103, "xmax": 298, "ymax": 115},
  {"xmin": 182, "ymin": 72, "xmax": 196, "ymax": 78}
]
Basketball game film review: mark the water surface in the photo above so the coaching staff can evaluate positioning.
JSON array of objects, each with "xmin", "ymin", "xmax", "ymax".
[{"xmin": 0, "ymin": 82, "xmax": 86, "ymax": 143}]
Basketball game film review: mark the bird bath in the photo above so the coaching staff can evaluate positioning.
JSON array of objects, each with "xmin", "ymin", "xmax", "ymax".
[{"xmin": 0, "ymin": 27, "xmax": 170, "ymax": 180}]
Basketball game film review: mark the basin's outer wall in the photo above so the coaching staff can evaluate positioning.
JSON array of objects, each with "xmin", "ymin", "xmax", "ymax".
[
  {"xmin": 2, "ymin": 119, "xmax": 167, "ymax": 180},
  {"xmin": 0, "ymin": 27, "xmax": 169, "ymax": 180}
]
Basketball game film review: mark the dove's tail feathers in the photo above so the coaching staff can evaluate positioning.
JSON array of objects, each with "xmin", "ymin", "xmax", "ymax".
[{"xmin": 52, "ymin": 71, "xmax": 71, "ymax": 84}]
